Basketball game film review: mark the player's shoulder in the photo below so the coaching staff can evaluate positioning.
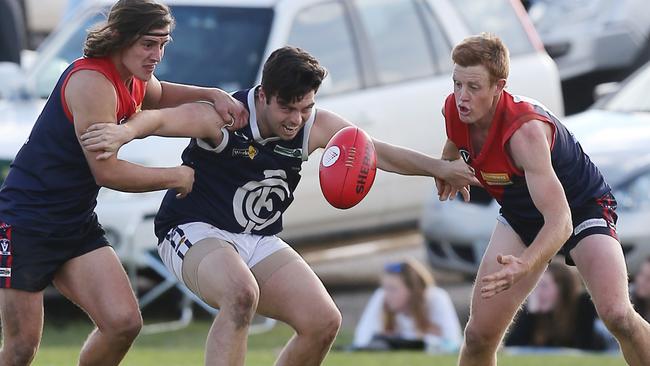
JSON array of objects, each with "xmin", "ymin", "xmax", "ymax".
[
  {"xmin": 511, "ymin": 119, "xmax": 550, "ymax": 141},
  {"xmin": 65, "ymin": 70, "xmax": 116, "ymax": 100}
]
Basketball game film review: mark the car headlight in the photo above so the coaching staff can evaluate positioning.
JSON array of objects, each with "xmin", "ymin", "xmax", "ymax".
[{"xmin": 614, "ymin": 171, "xmax": 650, "ymax": 211}]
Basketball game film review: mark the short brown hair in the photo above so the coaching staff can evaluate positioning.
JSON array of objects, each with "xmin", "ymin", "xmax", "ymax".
[
  {"xmin": 261, "ymin": 46, "xmax": 327, "ymax": 104},
  {"xmin": 84, "ymin": 0, "xmax": 174, "ymax": 58},
  {"xmin": 452, "ymin": 33, "xmax": 509, "ymax": 84}
]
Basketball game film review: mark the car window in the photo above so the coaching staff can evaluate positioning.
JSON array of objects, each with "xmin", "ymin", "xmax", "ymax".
[
  {"xmin": 288, "ymin": 1, "xmax": 361, "ymax": 96},
  {"xmin": 27, "ymin": 5, "xmax": 272, "ymax": 98},
  {"xmin": 450, "ymin": 0, "xmax": 535, "ymax": 56},
  {"xmin": 603, "ymin": 63, "xmax": 650, "ymax": 113},
  {"xmin": 417, "ymin": 0, "xmax": 453, "ymax": 73},
  {"xmin": 353, "ymin": 0, "xmax": 435, "ymax": 84}
]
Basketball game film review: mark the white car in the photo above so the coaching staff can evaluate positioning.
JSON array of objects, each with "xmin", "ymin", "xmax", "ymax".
[
  {"xmin": 0, "ymin": 0, "xmax": 562, "ymax": 264},
  {"xmin": 529, "ymin": 0, "xmax": 650, "ymax": 81},
  {"xmin": 527, "ymin": 0, "xmax": 650, "ymax": 113},
  {"xmin": 421, "ymin": 61, "xmax": 650, "ymax": 276}
]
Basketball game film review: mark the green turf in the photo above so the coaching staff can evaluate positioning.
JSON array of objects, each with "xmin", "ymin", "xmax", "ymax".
[{"xmin": 31, "ymin": 320, "xmax": 627, "ymax": 366}]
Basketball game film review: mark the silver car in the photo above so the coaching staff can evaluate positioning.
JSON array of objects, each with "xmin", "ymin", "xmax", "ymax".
[{"xmin": 421, "ymin": 61, "xmax": 650, "ymax": 276}]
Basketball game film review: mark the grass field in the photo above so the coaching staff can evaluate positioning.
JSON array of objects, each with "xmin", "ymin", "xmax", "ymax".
[{"xmin": 29, "ymin": 320, "xmax": 628, "ymax": 366}]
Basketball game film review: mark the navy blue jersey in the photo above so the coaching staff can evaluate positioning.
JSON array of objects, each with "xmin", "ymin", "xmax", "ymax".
[
  {"xmin": 154, "ymin": 87, "xmax": 316, "ymax": 239},
  {"xmin": 0, "ymin": 58, "xmax": 145, "ymax": 233},
  {"xmin": 445, "ymin": 91, "xmax": 610, "ymax": 221}
]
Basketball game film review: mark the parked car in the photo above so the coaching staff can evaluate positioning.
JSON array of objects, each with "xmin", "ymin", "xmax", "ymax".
[
  {"xmin": 527, "ymin": 0, "xmax": 650, "ymax": 113},
  {"xmin": 421, "ymin": 61, "xmax": 650, "ymax": 276},
  {"xmin": 0, "ymin": 0, "xmax": 563, "ymax": 264}
]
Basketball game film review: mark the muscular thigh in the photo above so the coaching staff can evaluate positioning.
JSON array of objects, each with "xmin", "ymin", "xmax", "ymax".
[
  {"xmin": 571, "ymin": 234, "xmax": 631, "ymax": 312},
  {"xmin": 53, "ymin": 246, "xmax": 139, "ymax": 327},
  {"xmin": 254, "ymin": 249, "xmax": 336, "ymax": 326},
  {"xmin": 467, "ymin": 221, "xmax": 547, "ymax": 334},
  {"xmin": 182, "ymin": 238, "xmax": 258, "ymax": 309}
]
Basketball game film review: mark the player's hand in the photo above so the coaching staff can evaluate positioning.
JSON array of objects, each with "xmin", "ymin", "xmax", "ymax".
[
  {"xmin": 435, "ymin": 178, "xmax": 471, "ymax": 202},
  {"xmin": 209, "ymin": 89, "xmax": 249, "ymax": 132},
  {"xmin": 174, "ymin": 165, "xmax": 195, "ymax": 199},
  {"xmin": 441, "ymin": 159, "xmax": 479, "ymax": 188},
  {"xmin": 80, "ymin": 123, "xmax": 135, "ymax": 160},
  {"xmin": 480, "ymin": 254, "xmax": 531, "ymax": 299}
]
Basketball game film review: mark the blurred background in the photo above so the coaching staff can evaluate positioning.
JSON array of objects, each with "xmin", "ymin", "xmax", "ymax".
[{"xmin": 0, "ymin": 0, "xmax": 649, "ymax": 363}]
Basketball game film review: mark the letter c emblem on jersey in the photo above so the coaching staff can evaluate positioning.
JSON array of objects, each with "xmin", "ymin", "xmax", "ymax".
[{"xmin": 233, "ymin": 170, "xmax": 291, "ymax": 233}]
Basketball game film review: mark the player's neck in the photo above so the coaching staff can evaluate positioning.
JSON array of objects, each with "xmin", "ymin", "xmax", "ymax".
[
  {"xmin": 254, "ymin": 94, "xmax": 272, "ymax": 139},
  {"xmin": 110, "ymin": 54, "xmax": 134, "ymax": 85}
]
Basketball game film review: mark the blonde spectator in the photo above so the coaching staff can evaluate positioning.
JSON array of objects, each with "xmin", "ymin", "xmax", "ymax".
[{"xmin": 353, "ymin": 258, "xmax": 462, "ymax": 352}]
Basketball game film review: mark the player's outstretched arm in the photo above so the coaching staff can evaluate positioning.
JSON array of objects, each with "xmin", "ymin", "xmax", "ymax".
[
  {"xmin": 66, "ymin": 70, "xmax": 195, "ymax": 197},
  {"xmin": 143, "ymin": 75, "xmax": 248, "ymax": 127},
  {"xmin": 79, "ymin": 102, "xmax": 233, "ymax": 160},
  {"xmin": 309, "ymin": 109, "xmax": 478, "ymax": 192},
  {"xmin": 480, "ymin": 120, "xmax": 572, "ymax": 299}
]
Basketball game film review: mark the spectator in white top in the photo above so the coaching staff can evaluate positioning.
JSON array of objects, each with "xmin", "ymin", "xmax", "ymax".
[{"xmin": 353, "ymin": 258, "xmax": 462, "ymax": 352}]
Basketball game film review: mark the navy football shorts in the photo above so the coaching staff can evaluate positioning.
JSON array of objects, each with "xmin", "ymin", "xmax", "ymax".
[
  {"xmin": 499, "ymin": 192, "xmax": 618, "ymax": 266},
  {"xmin": 0, "ymin": 214, "xmax": 109, "ymax": 292}
]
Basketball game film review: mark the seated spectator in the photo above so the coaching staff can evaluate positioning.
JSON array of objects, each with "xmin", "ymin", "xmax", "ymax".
[
  {"xmin": 352, "ymin": 258, "xmax": 462, "ymax": 352},
  {"xmin": 505, "ymin": 261, "xmax": 612, "ymax": 351},
  {"xmin": 631, "ymin": 257, "xmax": 650, "ymax": 322}
]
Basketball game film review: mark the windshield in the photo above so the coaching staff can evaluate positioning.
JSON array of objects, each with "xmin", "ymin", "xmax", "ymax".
[
  {"xmin": 26, "ymin": 5, "xmax": 273, "ymax": 98},
  {"xmin": 600, "ymin": 63, "xmax": 650, "ymax": 113}
]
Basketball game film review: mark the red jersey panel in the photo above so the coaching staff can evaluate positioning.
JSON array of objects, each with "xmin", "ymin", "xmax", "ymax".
[{"xmin": 444, "ymin": 90, "xmax": 609, "ymax": 221}]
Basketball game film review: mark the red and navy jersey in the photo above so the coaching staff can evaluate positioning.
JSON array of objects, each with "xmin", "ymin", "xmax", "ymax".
[
  {"xmin": 154, "ymin": 86, "xmax": 316, "ymax": 240},
  {"xmin": 0, "ymin": 57, "xmax": 146, "ymax": 233},
  {"xmin": 444, "ymin": 91, "xmax": 609, "ymax": 220}
]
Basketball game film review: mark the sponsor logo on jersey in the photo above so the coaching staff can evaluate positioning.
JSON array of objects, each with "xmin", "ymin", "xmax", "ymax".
[
  {"xmin": 0, "ymin": 268, "xmax": 10, "ymax": 277},
  {"xmin": 233, "ymin": 169, "xmax": 290, "ymax": 233},
  {"xmin": 459, "ymin": 149, "xmax": 472, "ymax": 164},
  {"xmin": 273, "ymin": 145, "xmax": 302, "ymax": 159},
  {"xmin": 232, "ymin": 145, "xmax": 258, "ymax": 160},
  {"xmin": 0, "ymin": 239, "xmax": 10, "ymax": 256},
  {"xmin": 480, "ymin": 171, "xmax": 513, "ymax": 185}
]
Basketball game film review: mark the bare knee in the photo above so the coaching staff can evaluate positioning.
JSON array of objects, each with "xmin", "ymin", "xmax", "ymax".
[
  {"xmin": 599, "ymin": 304, "xmax": 637, "ymax": 337},
  {"xmin": 224, "ymin": 285, "xmax": 259, "ymax": 329},
  {"xmin": 99, "ymin": 308, "xmax": 143, "ymax": 342},
  {"xmin": 463, "ymin": 320, "xmax": 501, "ymax": 354},
  {"xmin": 1, "ymin": 335, "xmax": 40, "ymax": 365},
  {"xmin": 297, "ymin": 306, "xmax": 342, "ymax": 347}
]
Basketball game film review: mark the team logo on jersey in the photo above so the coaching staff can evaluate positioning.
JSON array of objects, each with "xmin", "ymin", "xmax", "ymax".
[
  {"xmin": 459, "ymin": 149, "xmax": 472, "ymax": 164},
  {"xmin": 480, "ymin": 171, "xmax": 513, "ymax": 186},
  {"xmin": 273, "ymin": 145, "xmax": 302, "ymax": 159},
  {"xmin": 233, "ymin": 169, "xmax": 290, "ymax": 233},
  {"xmin": 232, "ymin": 145, "xmax": 258, "ymax": 160},
  {"xmin": 0, "ymin": 239, "xmax": 10, "ymax": 256}
]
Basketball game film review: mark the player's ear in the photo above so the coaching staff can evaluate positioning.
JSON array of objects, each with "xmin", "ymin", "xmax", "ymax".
[
  {"xmin": 495, "ymin": 79, "xmax": 507, "ymax": 94},
  {"xmin": 258, "ymin": 88, "xmax": 267, "ymax": 105}
]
